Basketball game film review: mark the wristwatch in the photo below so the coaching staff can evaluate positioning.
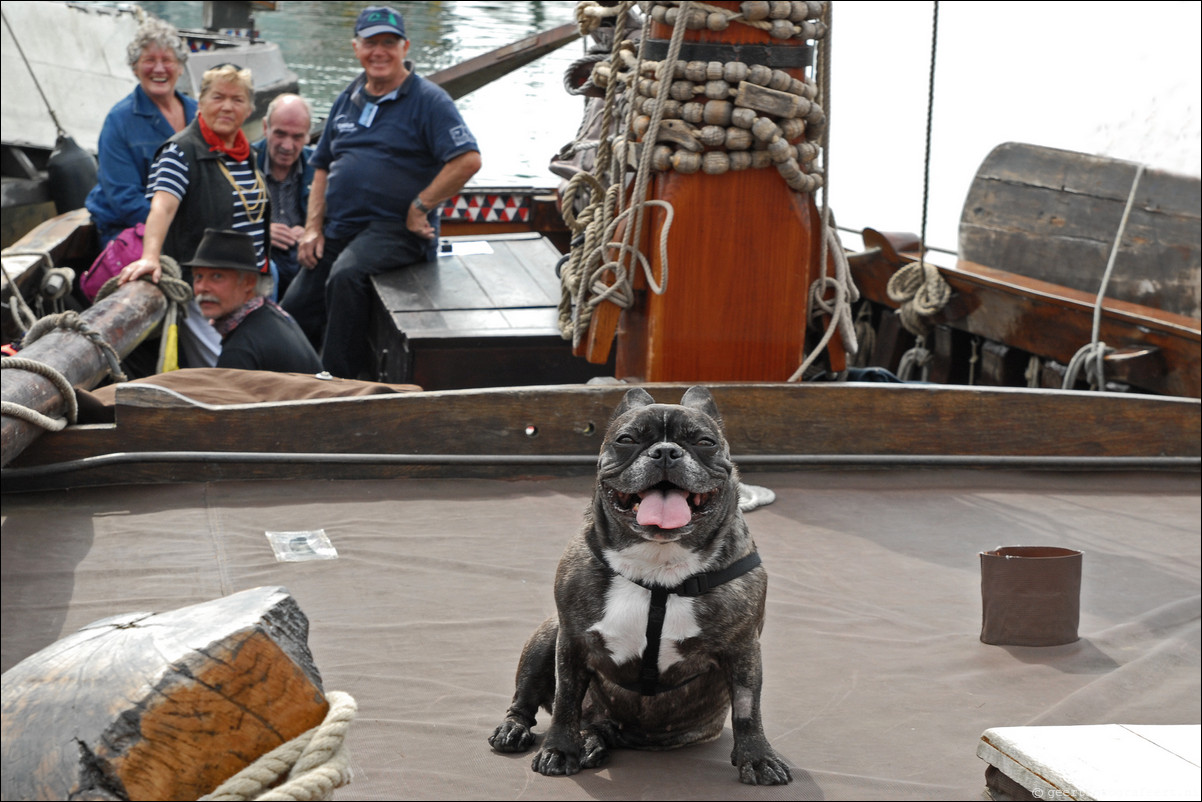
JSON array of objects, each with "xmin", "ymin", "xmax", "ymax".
[{"xmin": 412, "ymin": 196, "xmax": 432, "ymax": 214}]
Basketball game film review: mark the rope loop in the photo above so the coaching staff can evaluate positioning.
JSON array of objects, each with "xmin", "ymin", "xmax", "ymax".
[
  {"xmin": 1063, "ymin": 162, "xmax": 1145, "ymax": 393},
  {"xmin": 1062, "ymin": 341, "xmax": 1111, "ymax": 391},
  {"xmin": 0, "ymin": 356, "xmax": 78, "ymax": 431},
  {"xmin": 896, "ymin": 336, "xmax": 933, "ymax": 382},
  {"xmin": 24, "ymin": 310, "xmax": 128, "ymax": 383},
  {"xmin": 886, "ymin": 260, "xmax": 950, "ymax": 337},
  {"xmin": 200, "ymin": 690, "xmax": 358, "ymax": 802},
  {"xmin": 94, "ymin": 254, "xmax": 192, "ymax": 306}
]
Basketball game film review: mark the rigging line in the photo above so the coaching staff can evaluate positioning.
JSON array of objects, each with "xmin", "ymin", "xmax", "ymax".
[
  {"xmin": 919, "ymin": 0, "xmax": 939, "ymax": 265},
  {"xmin": 1, "ymin": 8, "xmax": 65, "ymax": 135}
]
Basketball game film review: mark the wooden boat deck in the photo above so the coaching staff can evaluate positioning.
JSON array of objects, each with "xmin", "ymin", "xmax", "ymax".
[
  {"xmin": 3, "ymin": 467, "xmax": 1198, "ymax": 800},
  {"xmin": 368, "ymin": 233, "xmax": 613, "ymax": 389}
]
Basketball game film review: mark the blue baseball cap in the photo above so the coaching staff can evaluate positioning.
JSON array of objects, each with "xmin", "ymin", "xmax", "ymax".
[{"xmin": 356, "ymin": 6, "xmax": 406, "ymax": 39}]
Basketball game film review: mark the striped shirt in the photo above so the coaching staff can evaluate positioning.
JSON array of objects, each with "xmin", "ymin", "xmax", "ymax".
[{"xmin": 148, "ymin": 143, "xmax": 268, "ymax": 264}]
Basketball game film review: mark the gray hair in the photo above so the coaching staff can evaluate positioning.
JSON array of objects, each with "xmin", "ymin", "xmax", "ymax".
[
  {"xmin": 256, "ymin": 273, "xmax": 276, "ymax": 298},
  {"xmin": 126, "ymin": 17, "xmax": 189, "ymax": 70},
  {"xmin": 265, "ymin": 93, "xmax": 313, "ymax": 127}
]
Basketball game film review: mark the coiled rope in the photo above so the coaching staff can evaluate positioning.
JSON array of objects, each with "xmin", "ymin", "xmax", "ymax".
[
  {"xmin": 200, "ymin": 691, "xmax": 357, "ymax": 802},
  {"xmin": 559, "ymin": 0, "xmax": 849, "ymax": 368},
  {"xmin": 97, "ymin": 254, "xmax": 193, "ymax": 374},
  {"xmin": 886, "ymin": 1, "xmax": 946, "ymax": 383},
  {"xmin": 1062, "ymin": 162, "xmax": 1146, "ymax": 391},
  {"xmin": 0, "ymin": 310, "xmax": 129, "ymax": 431}
]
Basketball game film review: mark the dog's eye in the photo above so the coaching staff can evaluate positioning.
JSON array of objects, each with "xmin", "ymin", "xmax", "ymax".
[
  {"xmin": 695, "ymin": 437, "xmax": 717, "ymax": 447},
  {"xmin": 615, "ymin": 433, "xmax": 637, "ymax": 445}
]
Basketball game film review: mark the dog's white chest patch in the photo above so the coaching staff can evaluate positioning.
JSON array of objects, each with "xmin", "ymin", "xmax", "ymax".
[{"xmin": 589, "ymin": 577, "xmax": 702, "ymax": 670}]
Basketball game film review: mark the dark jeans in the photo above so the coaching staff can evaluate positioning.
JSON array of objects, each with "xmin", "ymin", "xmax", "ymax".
[
  {"xmin": 272, "ymin": 245, "xmax": 301, "ymax": 300},
  {"xmin": 281, "ymin": 220, "xmax": 431, "ymax": 379}
]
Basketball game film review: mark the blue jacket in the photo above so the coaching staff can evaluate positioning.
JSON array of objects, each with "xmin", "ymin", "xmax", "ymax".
[
  {"xmin": 251, "ymin": 137, "xmax": 316, "ymax": 227},
  {"xmin": 85, "ymin": 85, "xmax": 198, "ymax": 244}
]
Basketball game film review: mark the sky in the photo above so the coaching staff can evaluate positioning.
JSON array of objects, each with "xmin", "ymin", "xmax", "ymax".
[{"xmin": 822, "ymin": 1, "xmax": 1201, "ymax": 252}]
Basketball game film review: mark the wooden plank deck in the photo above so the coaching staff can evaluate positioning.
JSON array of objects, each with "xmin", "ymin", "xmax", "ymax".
[
  {"xmin": 977, "ymin": 724, "xmax": 1202, "ymax": 800},
  {"xmin": 368, "ymin": 232, "xmax": 614, "ymax": 389}
]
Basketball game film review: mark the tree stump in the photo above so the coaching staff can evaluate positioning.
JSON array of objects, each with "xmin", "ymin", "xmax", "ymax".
[{"xmin": 1, "ymin": 586, "xmax": 329, "ymax": 801}]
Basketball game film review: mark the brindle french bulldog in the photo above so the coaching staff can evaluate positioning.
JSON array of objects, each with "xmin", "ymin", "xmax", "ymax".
[{"xmin": 488, "ymin": 386, "xmax": 791, "ymax": 785}]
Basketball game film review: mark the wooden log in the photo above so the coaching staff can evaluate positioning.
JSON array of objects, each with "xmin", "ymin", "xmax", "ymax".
[
  {"xmin": 1, "ymin": 279, "xmax": 167, "ymax": 468},
  {"xmin": 959, "ymin": 142, "xmax": 1200, "ymax": 319},
  {"xmin": 1, "ymin": 586, "xmax": 328, "ymax": 801}
]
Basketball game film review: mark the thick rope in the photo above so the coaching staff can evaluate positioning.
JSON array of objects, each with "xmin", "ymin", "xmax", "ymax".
[
  {"xmin": 94, "ymin": 253, "xmax": 192, "ymax": 306},
  {"xmin": 1, "ymin": 251, "xmax": 44, "ymax": 335},
  {"xmin": 886, "ymin": 259, "xmax": 951, "ymax": 337},
  {"xmin": 23, "ymin": 310, "xmax": 128, "ymax": 382},
  {"xmin": 791, "ymin": 0, "xmax": 861, "ymax": 381},
  {"xmin": 896, "ymin": 335, "xmax": 932, "ymax": 382},
  {"xmin": 0, "ymin": 356, "xmax": 78, "ymax": 430},
  {"xmin": 201, "ymin": 691, "xmax": 357, "ymax": 802},
  {"xmin": 1062, "ymin": 162, "xmax": 1146, "ymax": 391},
  {"xmin": 0, "ymin": 304, "xmax": 136, "ymax": 431}
]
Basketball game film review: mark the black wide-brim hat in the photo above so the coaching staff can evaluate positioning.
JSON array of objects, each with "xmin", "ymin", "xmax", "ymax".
[{"xmin": 184, "ymin": 228, "xmax": 264, "ymax": 273}]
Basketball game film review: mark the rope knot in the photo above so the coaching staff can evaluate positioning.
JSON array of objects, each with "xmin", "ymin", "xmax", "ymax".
[{"xmin": 886, "ymin": 260, "xmax": 950, "ymax": 337}]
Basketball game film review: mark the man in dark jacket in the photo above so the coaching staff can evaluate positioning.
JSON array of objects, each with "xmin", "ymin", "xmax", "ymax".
[
  {"xmin": 252, "ymin": 93, "xmax": 316, "ymax": 298},
  {"xmin": 187, "ymin": 228, "xmax": 323, "ymax": 374}
]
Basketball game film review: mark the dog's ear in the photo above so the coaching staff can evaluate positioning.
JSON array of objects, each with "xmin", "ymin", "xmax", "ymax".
[
  {"xmin": 681, "ymin": 385, "xmax": 722, "ymax": 425},
  {"xmin": 611, "ymin": 387, "xmax": 656, "ymax": 422}
]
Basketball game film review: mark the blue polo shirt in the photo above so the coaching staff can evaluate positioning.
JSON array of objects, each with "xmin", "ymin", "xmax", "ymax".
[{"xmin": 312, "ymin": 65, "xmax": 478, "ymax": 240}]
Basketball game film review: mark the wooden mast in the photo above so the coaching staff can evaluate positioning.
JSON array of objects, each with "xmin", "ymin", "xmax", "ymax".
[{"xmin": 614, "ymin": 1, "xmax": 824, "ymax": 382}]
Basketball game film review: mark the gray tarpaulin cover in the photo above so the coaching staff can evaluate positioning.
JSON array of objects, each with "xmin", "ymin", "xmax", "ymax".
[{"xmin": 3, "ymin": 470, "xmax": 1198, "ymax": 799}]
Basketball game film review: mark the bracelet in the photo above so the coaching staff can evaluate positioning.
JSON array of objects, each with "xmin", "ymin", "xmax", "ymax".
[{"xmin": 412, "ymin": 196, "xmax": 432, "ymax": 214}]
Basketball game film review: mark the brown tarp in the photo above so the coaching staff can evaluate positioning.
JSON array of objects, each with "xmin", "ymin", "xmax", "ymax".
[{"xmin": 2, "ymin": 469, "xmax": 1199, "ymax": 799}]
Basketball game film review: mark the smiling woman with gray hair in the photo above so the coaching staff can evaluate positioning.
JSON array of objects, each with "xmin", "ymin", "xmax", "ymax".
[{"xmin": 84, "ymin": 16, "xmax": 197, "ymax": 248}]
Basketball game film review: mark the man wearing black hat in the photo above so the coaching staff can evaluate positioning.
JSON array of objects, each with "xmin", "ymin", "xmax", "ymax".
[
  {"xmin": 188, "ymin": 229, "xmax": 323, "ymax": 374},
  {"xmin": 283, "ymin": 4, "xmax": 481, "ymax": 379}
]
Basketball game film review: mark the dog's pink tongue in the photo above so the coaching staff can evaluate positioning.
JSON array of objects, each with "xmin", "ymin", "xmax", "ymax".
[{"xmin": 637, "ymin": 488, "xmax": 692, "ymax": 529}]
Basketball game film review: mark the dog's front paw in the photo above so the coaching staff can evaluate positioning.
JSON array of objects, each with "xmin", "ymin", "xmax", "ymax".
[
  {"xmin": 489, "ymin": 719, "xmax": 535, "ymax": 753},
  {"xmin": 531, "ymin": 746, "xmax": 580, "ymax": 776},
  {"xmin": 579, "ymin": 728, "xmax": 610, "ymax": 769},
  {"xmin": 735, "ymin": 752, "xmax": 793, "ymax": 786}
]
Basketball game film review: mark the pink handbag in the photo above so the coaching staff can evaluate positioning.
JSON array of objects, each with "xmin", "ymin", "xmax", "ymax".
[{"xmin": 81, "ymin": 223, "xmax": 144, "ymax": 301}]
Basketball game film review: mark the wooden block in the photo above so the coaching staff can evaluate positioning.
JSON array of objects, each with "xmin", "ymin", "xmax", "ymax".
[
  {"xmin": 1, "ymin": 586, "xmax": 328, "ymax": 801},
  {"xmin": 977, "ymin": 724, "xmax": 1202, "ymax": 801}
]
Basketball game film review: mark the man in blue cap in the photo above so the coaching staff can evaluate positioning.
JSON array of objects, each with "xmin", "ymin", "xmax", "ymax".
[{"xmin": 282, "ymin": 5, "xmax": 482, "ymax": 380}]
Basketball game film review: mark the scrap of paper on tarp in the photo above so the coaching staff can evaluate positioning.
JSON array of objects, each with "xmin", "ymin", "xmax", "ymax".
[{"xmin": 265, "ymin": 529, "xmax": 339, "ymax": 562}]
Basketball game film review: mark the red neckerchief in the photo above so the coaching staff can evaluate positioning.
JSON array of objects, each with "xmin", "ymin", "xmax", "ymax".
[{"xmin": 198, "ymin": 113, "xmax": 251, "ymax": 162}]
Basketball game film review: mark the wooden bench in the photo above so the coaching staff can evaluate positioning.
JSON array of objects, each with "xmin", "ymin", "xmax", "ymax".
[
  {"xmin": 368, "ymin": 232, "xmax": 614, "ymax": 389},
  {"xmin": 977, "ymin": 724, "xmax": 1201, "ymax": 800}
]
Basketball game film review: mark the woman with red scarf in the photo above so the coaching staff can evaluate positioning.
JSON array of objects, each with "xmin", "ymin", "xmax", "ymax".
[{"xmin": 118, "ymin": 64, "xmax": 269, "ymax": 369}]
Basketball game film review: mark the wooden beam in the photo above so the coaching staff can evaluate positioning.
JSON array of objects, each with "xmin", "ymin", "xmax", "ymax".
[{"xmin": 427, "ymin": 23, "xmax": 581, "ymax": 100}]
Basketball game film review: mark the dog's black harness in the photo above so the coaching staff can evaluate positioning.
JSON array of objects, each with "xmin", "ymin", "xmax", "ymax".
[{"xmin": 605, "ymin": 551, "xmax": 763, "ymax": 696}]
